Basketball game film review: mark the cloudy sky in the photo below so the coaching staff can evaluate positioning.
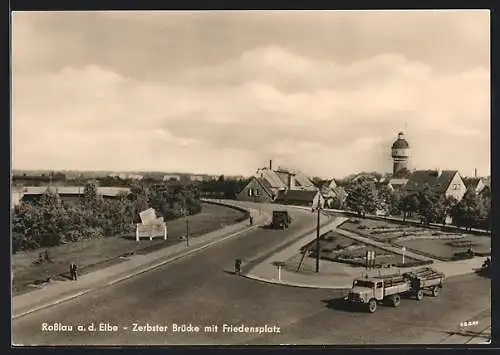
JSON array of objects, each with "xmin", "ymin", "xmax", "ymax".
[{"xmin": 12, "ymin": 10, "xmax": 490, "ymax": 178}]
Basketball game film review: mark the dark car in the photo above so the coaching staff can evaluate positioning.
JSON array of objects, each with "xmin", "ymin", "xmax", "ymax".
[{"xmin": 271, "ymin": 210, "xmax": 292, "ymax": 230}]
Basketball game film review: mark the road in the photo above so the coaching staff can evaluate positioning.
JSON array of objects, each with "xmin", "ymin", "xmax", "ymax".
[{"xmin": 12, "ymin": 203, "xmax": 491, "ymax": 345}]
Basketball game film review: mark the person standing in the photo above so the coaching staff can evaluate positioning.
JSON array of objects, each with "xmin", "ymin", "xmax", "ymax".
[
  {"xmin": 69, "ymin": 263, "xmax": 75, "ymax": 280},
  {"xmin": 72, "ymin": 263, "xmax": 78, "ymax": 281}
]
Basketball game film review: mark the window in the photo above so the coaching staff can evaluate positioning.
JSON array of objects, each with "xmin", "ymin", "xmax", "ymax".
[
  {"xmin": 376, "ymin": 282, "xmax": 383, "ymax": 289},
  {"xmin": 452, "ymin": 183, "xmax": 460, "ymax": 190},
  {"xmin": 248, "ymin": 188, "xmax": 253, "ymax": 196},
  {"xmin": 255, "ymin": 188, "xmax": 260, "ymax": 196}
]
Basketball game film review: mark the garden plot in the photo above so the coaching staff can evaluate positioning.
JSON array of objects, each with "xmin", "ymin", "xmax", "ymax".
[
  {"xmin": 283, "ymin": 231, "xmax": 426, "ymax": 273},
  {"xmin": 339, "ymin": 218, "xmax": 491, "ymax": 261}
]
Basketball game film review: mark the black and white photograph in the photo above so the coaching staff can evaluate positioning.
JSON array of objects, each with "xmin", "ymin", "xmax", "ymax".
[{"xmin": 11, "ymin": 10, "xmax": 491, "ymax": 346}]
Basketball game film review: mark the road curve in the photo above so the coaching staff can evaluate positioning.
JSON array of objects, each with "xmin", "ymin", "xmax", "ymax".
[{"xmin": 12, "ymin": 202, "xmax": 491, "ymax": 346}]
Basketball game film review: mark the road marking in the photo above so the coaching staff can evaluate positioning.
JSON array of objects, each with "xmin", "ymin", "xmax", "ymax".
[{"xmin": 13, "ymin": 211, "xmax": 271, "ymax": 320}]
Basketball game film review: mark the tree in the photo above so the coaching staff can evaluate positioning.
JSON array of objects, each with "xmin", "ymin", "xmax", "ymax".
[
  {"xmin": 399, "ymin": 191, "xmax": 419, "ymax": 222},
  {"xmin": 439, "ymin": 196, "xmax": 458, "ymax": 226},
  {"xmin": 388, "ymin": 190, "xmax": 402, "ymax": 216},
  {"xmin": 450, "ymin": 190, "xmax": 482, "ymax": 231},
  {"xmin": 416, "ymin": 186, "xmax": 441, "ymax": 225},
  {"xmin": 345, "ymin": 179, "xmax": 378, "ymax": 217},
  {"xmin": 376, "ymin": 184, "xmax": 393, "ymax": 217}
]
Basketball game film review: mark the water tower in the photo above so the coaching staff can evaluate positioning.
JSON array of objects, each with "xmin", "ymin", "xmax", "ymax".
[{"xmin": 391, "ymin": 132, "xmax": 410, "ymax": 175}]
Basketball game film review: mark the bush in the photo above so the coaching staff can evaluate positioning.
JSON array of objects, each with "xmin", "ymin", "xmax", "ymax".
[
  {"xmin": 358, "ymin": 225, "xmax": 368, "ymax": 229},
  {"xmin": 351, "ymin": 219, "xmax": 361, "ymax": 224}
]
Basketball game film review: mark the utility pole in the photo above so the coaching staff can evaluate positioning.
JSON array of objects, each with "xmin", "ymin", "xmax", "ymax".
[
  {"xmin": 315, "ymin": 194, "xmax": 323, "ymax": 273},
  {"xmin": 184, "ymin": 197, "xmax": 190, "ymax": 247}
]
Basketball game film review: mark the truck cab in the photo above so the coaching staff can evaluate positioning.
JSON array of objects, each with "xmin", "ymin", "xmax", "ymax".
[{"xmin": 346, "ymin": 278, "xmax": 384, "ymax": 304}]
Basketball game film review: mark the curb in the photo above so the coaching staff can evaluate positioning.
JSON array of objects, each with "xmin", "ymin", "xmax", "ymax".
[
  {"xmin": 241, "ymin": 273, "xmax": 351, "ymax": 290},
  {"xmin": 13, "ymin": 209, "xmax": 270, "ymax": 320},
  {"xmin": 240, "ymin": 266, "xmax": 478, "ymax": 291}
]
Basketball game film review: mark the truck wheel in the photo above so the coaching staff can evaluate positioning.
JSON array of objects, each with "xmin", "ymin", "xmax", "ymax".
[
  {"xmin": 416, "ymin": 289, "xmax": 424, "ymax": 301},
  {"xmin": 432, "ymin": 286, "xmax": 441, "ymax": 297},
  {"xmin": 368, "ymin": 299, "xmax": 377, "ymax": 313},
  {"xmin": 391, "ymin": 294, "xmax": 401, "ymax": 307}
]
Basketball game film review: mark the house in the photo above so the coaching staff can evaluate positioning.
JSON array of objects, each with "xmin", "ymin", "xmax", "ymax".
[
  {"xmin": 378, "ymin": 177, "xmax": 409, "ymax": 191},
  {"xmin": 236, "ymin": 176, "xmax": 275, "ymax": 202},
  {"xmin": 20, "ymin": 186, "xmax": 131, "ymax": 204},
  {"xmin": 237, "ymin": 161, "xmax": 317, "ymax": 203},
  {"xmin": 163, "ymin": 174, "xmax": 181, "ymax": 181},
  {"xmin": 404, "ymin": 170, "xmax": 467, "ymax": 201},
  {"xmin": 275, "ymin": 189, "xmax": 322, "ymax": 207},
  {"xmin": 463, "ymin": 177, "xmax": 489, "ymax": 196}
]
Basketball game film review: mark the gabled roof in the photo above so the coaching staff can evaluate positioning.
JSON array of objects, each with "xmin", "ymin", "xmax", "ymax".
[
  {"xmin": 260, "ymin": 169, "xmax": 287, "ymax": 189},
  {"xmin": 253, "ymin": 177, "xmax": 274, "ymax": 197},
  {"xmin": 405, "ymin": 170, "xmax": 459, "ymax": 194},
  {"xmin": 463, "ymin": 177, "xmax": 482, "ymax": 190},
  {"xmin": 276, "ymin": 189, "xmax": 318, "ymax": 202}
]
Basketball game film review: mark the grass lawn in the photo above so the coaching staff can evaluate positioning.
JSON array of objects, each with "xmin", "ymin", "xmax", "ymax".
[
  {"xmin": 396, "ymin": 236, "xmax": 491, "ymax": 261},
  {"xmin": 284, "ymin": 231, "xmax": 423, "ymax": 272},
  {"xmin": 12, "ymin": 203, "xmax": 246, "ymax": 295},
  {"xmin": 339, "ymin": 217, "xmax": 491, "ymax": 261}
]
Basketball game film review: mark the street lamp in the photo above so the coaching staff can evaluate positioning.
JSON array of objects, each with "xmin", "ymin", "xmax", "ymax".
[{"xmin": 313, "ymin": 193, "xmax": 324, "ymax": 273}]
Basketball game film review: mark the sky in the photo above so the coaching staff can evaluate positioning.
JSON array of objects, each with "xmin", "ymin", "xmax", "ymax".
[{"xmin": 11, "ymin": 10, "xmax": 490, "ymax": 178}]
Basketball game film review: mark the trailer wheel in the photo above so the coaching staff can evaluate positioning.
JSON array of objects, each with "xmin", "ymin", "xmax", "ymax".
[
  {"xmin": 432, "ymin": 286, "xmax": 441, "ymax": 297},
  {"xmin": 391, "ymin": 294, "xmax": 401, "ymax": 307},
  {"xmin": 368, "ymin": 299, "xmax": 377, "ymax": 313},
  {"xmin": 416, "ymin": 289, "xmax": 424, "ymax": 301}
]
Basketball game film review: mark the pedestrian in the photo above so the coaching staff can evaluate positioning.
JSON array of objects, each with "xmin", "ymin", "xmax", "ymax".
[
  {"xmin": 234, "ymin": 259, "xmax": 242, "ymax": 276},
  {"xmin": 72, "ymin": 263, "xmax": 78, "ymax": 281},
  {"xmin": 249, "ymin": 215, "xmax": 254, "ymax": 226},
  {"xmin": 69, "ymin": 263, "xmax": 75, "ymax": 280}
]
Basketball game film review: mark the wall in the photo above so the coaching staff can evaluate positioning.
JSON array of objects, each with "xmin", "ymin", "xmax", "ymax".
[{"xmin": 445, "ymin": 173, "xmax": 467, "ymax": 201}]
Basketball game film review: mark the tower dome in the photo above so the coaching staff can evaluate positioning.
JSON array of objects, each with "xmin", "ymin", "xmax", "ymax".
[
  {"xmin": 391, "ymin": 132, "xmax": 410, "ymax": 149},
  {"xmin": 391, "ymin": 132, "xmax": 410, "ymax": 176}
]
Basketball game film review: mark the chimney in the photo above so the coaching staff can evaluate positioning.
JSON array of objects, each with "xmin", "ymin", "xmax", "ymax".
[
  {"xmin": 269, "ymin": 160, "xmax": 273, "ymax": 170},
  {"xmin": 287, "ymin": 173, "xmax": 295, "ymax": 190},
  {"xmin": 475, "ymin": 168, "xmax": 478, "ymax": 178}
]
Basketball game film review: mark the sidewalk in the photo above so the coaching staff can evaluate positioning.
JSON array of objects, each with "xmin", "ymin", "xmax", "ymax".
[{"xmin": 13, "ymin": 204, "xmax": 270, "ymax": 319}]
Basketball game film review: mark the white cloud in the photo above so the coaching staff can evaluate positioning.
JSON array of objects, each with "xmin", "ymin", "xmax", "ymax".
[{"xmin": 12, "ymin": 11, "xmax": 490, "ymax": 178}]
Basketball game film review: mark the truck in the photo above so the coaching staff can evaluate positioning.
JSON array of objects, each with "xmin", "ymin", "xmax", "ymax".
[
  {"xmin": 270, "ymin": 210, "xmax": 292, "ymax": 230},
  {"xmin": 344, "ymin": 267, "xmax": 445, "ymax": 313}
]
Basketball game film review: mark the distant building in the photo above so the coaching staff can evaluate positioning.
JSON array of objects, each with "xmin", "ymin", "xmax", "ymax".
[
  {"xmin": 163, "ymin": 174, "xmax": 181, "ymax": 181},
  {"xmin": 391, "ymin": 132, "xmax": 411, "ymax": 176},
  {"xmin": 463, "ymin": 177, "xmax": 489, "ymax": 196},
  {"xmin": 404, "ymin": 170, "xmax": 467, "ymax": 201},
  {"xmin": 19, "ymin": 186, "xmax": 131, "ymax": 205},
  {"xmin": 275, "ymin": 189, "xmax": 323, "ymax": 207},
  {"xmin": 189, "ymin": 175, "xmax": 205, "ymax": 182},
  {"xmin": 237, "ymin": 160, "xmax": 317, "ymax": 203}
]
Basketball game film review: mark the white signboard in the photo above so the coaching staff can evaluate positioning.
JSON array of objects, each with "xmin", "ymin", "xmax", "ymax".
[
  {"xmin": 312, "ymin": 193, "xmax": 326, "ymax": 210},
  {"xmin": 139, "ymin": 208, "xmax": 157, "ymax": 225}
]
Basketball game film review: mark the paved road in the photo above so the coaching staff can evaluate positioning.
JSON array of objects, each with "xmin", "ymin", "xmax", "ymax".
[{"xmin": 12, "ymin": 203, "xmax": 491, "ymax": 346}]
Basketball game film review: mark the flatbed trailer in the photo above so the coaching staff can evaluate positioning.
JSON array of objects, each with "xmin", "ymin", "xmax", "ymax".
[{"xmin": 344, "ymin": 267, "xmax": 445, "ymax": 313}]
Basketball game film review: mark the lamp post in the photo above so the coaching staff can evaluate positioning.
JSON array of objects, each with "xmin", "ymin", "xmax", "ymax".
[{"xmin": 314, "ymin": 194, "xmax": 323, "ymax": 273}]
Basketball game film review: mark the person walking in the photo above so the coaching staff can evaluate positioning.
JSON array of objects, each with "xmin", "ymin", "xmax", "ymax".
[
  {"xmin": 72, "ymin": 263, "xmax": 78, "ymax": 281},
  {"xmin": 249, "ymin": 215, "xmax": 254, "ymax": 226},
  {"xmin": 234, "ymin": 259, "xmax": 242, "ymax": 276}
]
